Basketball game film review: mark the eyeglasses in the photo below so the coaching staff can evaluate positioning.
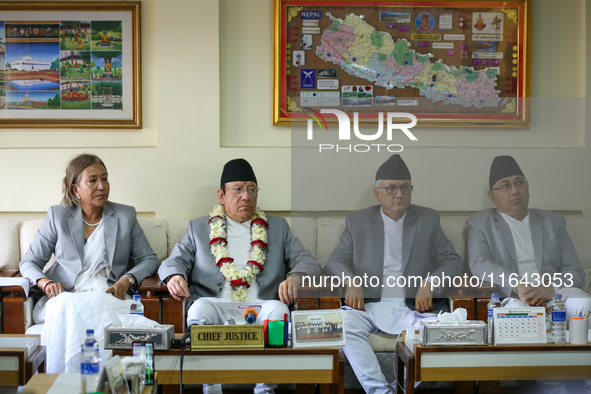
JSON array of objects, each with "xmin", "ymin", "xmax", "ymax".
[
  {"xmin": 490, "ymin": 180, "xmax": 528, "ymax": 193},
  {"xmin": 377, "ymin": 185, "xmax": 413, "ymax": 195},
  {"xmin": 227, "ymin": 186, "xmax": 259, "ymax": 196}
]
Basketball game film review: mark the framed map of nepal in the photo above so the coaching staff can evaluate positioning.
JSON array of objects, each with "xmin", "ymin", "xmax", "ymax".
[
  {"xmin": 0, "ymin": 1, "xmax": 141, "ymax": 129},
  {"xmin": 273, "ymin": 0, "xmax": 532, "ymax": 127}
]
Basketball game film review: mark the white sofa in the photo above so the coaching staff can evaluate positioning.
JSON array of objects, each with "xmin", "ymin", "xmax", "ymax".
[
  {"xmin": 2, "ymin": 212, "xmax": 591, "ymax": 389},
  {"xmin": 2, "ymin": 213, "xmax": 590, "ymax": 334}
]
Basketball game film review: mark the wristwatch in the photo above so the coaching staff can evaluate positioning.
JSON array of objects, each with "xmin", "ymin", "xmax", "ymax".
[{"xmin": 123, "ymin": 273, "xmax": 136, "ymax": 287}]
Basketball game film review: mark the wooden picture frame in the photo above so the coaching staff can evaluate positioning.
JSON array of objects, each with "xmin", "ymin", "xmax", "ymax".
[
  {"xmin": 291, "ymin": 309, "xmax": 345, "ymax": 349},
  {"xmin": 273, "ymin": 0, "xmax": 532, "ymax": 127},
  {"xmin": 0, "ymin": 1, "xmax": 141, "ymax": 128}
]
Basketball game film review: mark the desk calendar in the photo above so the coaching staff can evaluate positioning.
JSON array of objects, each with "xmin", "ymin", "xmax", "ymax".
[{"xmin": 493, "ymin": 307, "xmax": 547, "ymax": 345}]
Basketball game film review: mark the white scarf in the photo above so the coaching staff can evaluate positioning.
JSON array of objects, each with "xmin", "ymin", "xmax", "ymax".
[{"xmin": 74, "ymin": 221, "xmax": 111, "ymax": 291}]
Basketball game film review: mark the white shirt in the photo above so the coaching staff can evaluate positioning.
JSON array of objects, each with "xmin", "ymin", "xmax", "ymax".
[
  {"xmin": 499, "ymin": 211, "xmax": 539, "ymax": 279},
  {"xmin": 216, "ymin": 216, "xmax": 260, "ymax": 301},
  {"xmin": 381, "ymin": 209, "xmax": 406, "ymax": 300}
]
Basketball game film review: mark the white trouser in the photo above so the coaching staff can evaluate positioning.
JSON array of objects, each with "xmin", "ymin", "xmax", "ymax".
[
  {"xmin": 342, "ymin": 301, "xmax": 439, "ymax": 394},
  {"xmin": 187, "ymin": 298, "xmax": 290, "ymax": 394},
  {"xmin": 342, "ymin": 309, "xmax": 396, "ymax": 394}
]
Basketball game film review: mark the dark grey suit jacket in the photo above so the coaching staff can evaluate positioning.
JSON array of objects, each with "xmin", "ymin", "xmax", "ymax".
[
  {"xmin": 466, "ymin": 208, "xmax": 585, "ymax": 297},
  {"xmin": 324, "ymin": 204, "xmax": 462, "ymax": 310},
  {"xmin": 157, "ymin": 215, "xmax": 321, "ymax": 305},
  {"xmin": 19, "ymin": 202, "xmax": 159, "ymax": 289}
]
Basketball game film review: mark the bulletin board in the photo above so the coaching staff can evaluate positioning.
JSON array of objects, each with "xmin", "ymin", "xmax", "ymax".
[{"xmin": 273, "ymin": 0, "xmax": 531, "ymax": 127}]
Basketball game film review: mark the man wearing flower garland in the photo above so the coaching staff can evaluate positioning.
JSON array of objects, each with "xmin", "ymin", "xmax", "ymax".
[
  {"xmin": 324, "ymin": 154, "xmax": 463, "ymax": 394},
  {"xmin": 158, "ymin": 158, "xmax": 321, "ymax": 394}
]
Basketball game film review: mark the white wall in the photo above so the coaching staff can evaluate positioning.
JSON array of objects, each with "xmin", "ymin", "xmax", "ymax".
[{"xmin": 0, "ymin": 0, "xmax": 589, "ymax": 219}]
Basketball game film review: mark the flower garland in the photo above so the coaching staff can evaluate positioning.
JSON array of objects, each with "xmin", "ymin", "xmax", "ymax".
[{"xmin": 209, "ymin": 204, "xmax": 268, "ymax": 302}]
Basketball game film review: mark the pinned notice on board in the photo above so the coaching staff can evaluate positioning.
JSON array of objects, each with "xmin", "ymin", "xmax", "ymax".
[
  {"xmin": 411, "ymin": 33, "xmax": 441, "ymax": 41},
  {"xmin": 438, "ymin": 13, "xmax": 453, "ymax": 30},
  {"xmin": 317, "ymin": 79, "xmax": 339, "ymax": 90},
  {"xmin": 302, "ymin": 27, "xmax": 320, "ymax": 34},
  {"xmin": 472, "ymin": 52, "xmax": 503, "ymax": 59},
  {"xmin": 432, "ymin": 42, "xmax": 454, "ymax": 49}
]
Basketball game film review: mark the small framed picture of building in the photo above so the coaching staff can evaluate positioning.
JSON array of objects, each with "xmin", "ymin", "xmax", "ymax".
[
  {"xmin": 291, "ymin": 309, "xmax": 345, "ymax": 349},
  {"xmin": 0, "ymin": 2, "xmax": 141, "ymax": 128}
]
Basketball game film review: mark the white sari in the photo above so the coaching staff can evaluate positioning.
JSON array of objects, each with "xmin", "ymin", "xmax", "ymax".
[{"xmin": 36, "ymin": 222, "xmax": 134, "ymax": 373}]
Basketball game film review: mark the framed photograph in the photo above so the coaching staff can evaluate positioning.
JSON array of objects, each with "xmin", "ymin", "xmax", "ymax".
[
  {"xmin": 291, "ymin": 309, "xmax": 345, "ymax": 348},
  {"xmin": 104, "ymin": 355, "xmax": 130, "ymax": 394},
  {"xmin": 0, "ymin": 1, "xmax": 141, "ymax": 128},
  {"xmin": 273, "ymin": 0, "xmax": 532, "ymax": 127}
]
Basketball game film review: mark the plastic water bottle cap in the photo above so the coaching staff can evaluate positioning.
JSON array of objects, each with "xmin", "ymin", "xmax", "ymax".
[
  {"xmin": 491, "ymin": 292, "xmax": 499, "ymax": 298},
  {"xmin": 86, "ymin": 329, "xmax": 94, "ymax": 335},
  {"xmin": 554, "ymin": 294, "xmax": 562, "ymax": 301},
  {"xmin": 133, "ymin": 294, "xmax": 140, "ymax": 301}
]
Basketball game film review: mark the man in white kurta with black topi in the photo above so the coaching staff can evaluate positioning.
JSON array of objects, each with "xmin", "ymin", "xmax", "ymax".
[
  {"xmin": 467, "ymin": 155, "xmax": 591, "ymax": 394},
  {"xmin": 158, "ymin": 158, "xmax": 321, "ymax": 394},
  {"xmin": 324, "ymin": 154, "xmax": 463, "ymax": 394}
]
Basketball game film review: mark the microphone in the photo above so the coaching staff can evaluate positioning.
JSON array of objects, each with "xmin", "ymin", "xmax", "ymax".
[{"xmin": 243, "ymin": 308, "xmax": 258, "ymax": 324}]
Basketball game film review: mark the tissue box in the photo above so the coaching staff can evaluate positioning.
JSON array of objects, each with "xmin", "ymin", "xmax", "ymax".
[
  {"xmin": 104, "ymin": 324, "xmax": 175, "ymax": 350},
  {"xmin": 419, "ymin": 321, "xmax": 487, "ymax": 346}
]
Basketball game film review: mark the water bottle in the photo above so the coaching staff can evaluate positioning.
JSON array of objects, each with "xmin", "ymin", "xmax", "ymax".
[
  {"xmin": 551, "ymin": 294, "xmax": 567, "ymax": 344},
  {"xmin": 487, "ymin": 292, "xmax": 501, "ymax": 344},
  {"xmin": 80, "ymin": 329, "xmax": 101, "ymax": 394},
  {"xmin": 130, "ymin": 294, "xmax": 144, "ymax": 315}
]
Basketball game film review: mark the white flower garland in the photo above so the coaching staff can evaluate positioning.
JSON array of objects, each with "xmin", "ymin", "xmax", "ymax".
[{"xmin": 209, "ymin": 204, "xmax": 268, "ymax": 302}]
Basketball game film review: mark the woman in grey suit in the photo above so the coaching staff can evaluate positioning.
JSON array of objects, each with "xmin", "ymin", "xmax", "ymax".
[{"xmin": 19, "ymin": 154, "xmax": 158, "ymax": 373}]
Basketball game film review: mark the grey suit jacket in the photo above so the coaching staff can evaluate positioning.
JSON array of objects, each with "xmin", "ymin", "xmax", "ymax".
[
  {"xmin": 157, "ymin": 214, "xmax": 321, "ymax": 305},
  {"xmin": 324, "ymin": 204, "xmax": 462, "ymax": 306},
  {"xmin": 466, "ymin": 208, "xmax": 585, "ymax": 297},
  {"xmin": 19, "ymin": 202, "xmax": 159, "ymax": 289}
]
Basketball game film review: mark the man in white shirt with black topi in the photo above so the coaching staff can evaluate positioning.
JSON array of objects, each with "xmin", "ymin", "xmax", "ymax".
[
  {"xmin": 324, "ymin": 154, "xmax": 463, "ymax": 394},
  {"xmin": 467, "ymin": 155, "xmax": 591, "ymax": 394},
  {"xmin": 158, "ymin": 158, "xmax": 321, "ymax": 394}
]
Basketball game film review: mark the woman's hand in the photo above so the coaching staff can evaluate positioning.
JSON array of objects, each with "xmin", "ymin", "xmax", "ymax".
[
  {"xmin": 106, "ymin": 276, "xmax": 131, "ymax": 300},
  {"xmin": 37, "ymin": 278, "xmax": 66, "ymax": 299}
]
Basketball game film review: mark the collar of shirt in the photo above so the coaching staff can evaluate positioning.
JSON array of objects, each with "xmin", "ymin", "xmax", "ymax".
[
  {"xmin": 380, "ymin": 208, "xmax": 406, "ymax": 228},
  {"xmin": 226, "ymin": 215, "xmax": 253, "ymax": 230},
  {"xmin": 499, "ymin": 210, "xmax": 530, "ymax": 226}
]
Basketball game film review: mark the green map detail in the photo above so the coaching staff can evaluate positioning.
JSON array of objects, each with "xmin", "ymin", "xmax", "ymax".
[
  {"xmin": 432, "ymin": 63, "xmax": 448, "ymax": 72},
  {"xmin": 449, "ymin": 69, "xmax": 462, "ymax": 78},
  {"xmin": 466, "ymin": 71, "xmax": 479, "ymax": 82},
  {"xmin": 392, "ymin": 40, "xmax": 414, "ymax": 66},
  {"xmin": 371, "ymin": 30, "xmax": 384, "ymax": 48},
  {"xmin": 328, "ymin": 19, "xmax": 340, "ymax": 33},
  {"xmin": 316, "ymin": 13, "xmax": 500, "ymax": 109},
  {"xmin": 486, "ymin": 69, "xmax": 498, "ymax": 79},
  {"xmin": 416, "ymin": 55, "xmax": 430, "ymax": 64}
]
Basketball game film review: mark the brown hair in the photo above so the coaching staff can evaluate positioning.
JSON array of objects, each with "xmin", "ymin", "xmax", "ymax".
[{"xmin": 61, "ymin": 154, "xmax": 107, "ymax": 208}]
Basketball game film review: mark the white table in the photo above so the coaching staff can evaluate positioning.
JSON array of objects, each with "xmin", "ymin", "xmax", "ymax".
[
  {"xmin": 397, "ymin": 334, "xmax": 591, "ymax": 394},
  {"xmin": 21, "ymin": 373, "xmax": 158, "ymax": 394},
  {"xmin": 114, "ymin": 347, "xmax": 344, "ymax": 394}
]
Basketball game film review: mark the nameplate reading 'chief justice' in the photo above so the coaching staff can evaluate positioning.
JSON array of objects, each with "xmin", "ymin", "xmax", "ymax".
[{"xmin": 190, "ymin": 325, "xmax": 265, "ymax": 351}]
